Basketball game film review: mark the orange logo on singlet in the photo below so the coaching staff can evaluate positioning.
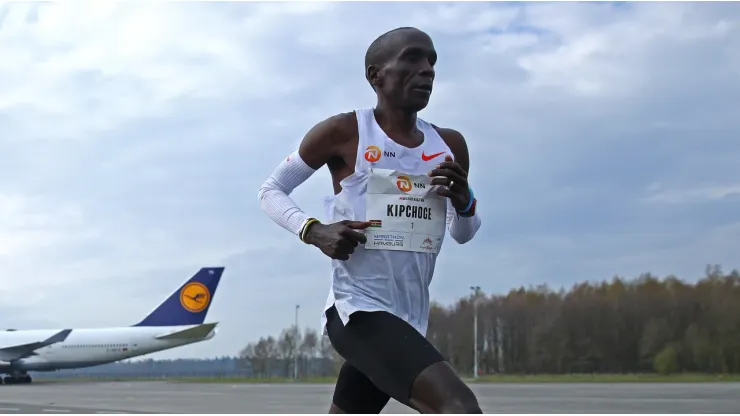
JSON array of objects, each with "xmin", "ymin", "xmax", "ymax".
[
  {"xmin": 396, "ymin": 176, "xmax": 413, "ymax": 192},
  {"xmin": 364, "ymin": 145, "xmax": 381, "ymax": 163}
]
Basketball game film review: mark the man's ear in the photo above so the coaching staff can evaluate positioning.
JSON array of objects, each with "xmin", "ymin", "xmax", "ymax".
[{"xmin": 366, "ymin": 64, "xmax": 382, "ymax": 89}]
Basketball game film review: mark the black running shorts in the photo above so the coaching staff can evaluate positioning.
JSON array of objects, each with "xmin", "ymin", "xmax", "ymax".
[{"xmin": 325, "ymin": 304, "xmax": 446, "ymax": 412}]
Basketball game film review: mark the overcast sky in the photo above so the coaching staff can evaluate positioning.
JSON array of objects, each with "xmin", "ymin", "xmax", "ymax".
[{"xmin": 1, "ymin": 1, "xmax": 739, "ymax": 360}]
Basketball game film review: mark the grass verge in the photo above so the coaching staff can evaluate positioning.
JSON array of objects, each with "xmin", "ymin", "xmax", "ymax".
[{"xmin": 468, "ymin": 373, "xmax": 740, "ymax": 383}]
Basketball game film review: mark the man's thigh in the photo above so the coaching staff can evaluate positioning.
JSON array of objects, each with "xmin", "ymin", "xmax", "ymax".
[
  {"xmin": 325, "ymin": 304, "xmax": 446, "ymax": 408},
  {"xmin": 331, "ymin": 361, "xmax": 391, "ymax": 413}
]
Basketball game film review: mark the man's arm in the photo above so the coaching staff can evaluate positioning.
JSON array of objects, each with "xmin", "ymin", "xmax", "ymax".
[
  {"xmin": 257, "ymin": 113, "xmax": 370, "ymax": 260},
  {"xmin": 257, "ymin": 114, "xmax": 347, "ymax": 236},
  {"xmin": 434, "ymin": 126, "xmax": 481, "ymax": 244}
]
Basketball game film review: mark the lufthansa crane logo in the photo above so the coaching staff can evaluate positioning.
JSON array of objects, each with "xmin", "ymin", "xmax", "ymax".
[{"xmin": 180, "ymin": 282, "xmax": 210, "ymax": 313}]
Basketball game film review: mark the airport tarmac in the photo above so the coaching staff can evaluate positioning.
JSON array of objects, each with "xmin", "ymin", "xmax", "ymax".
[{"xmin": 0, "ymin": 381, "xmax": 738, "ymax": 413}]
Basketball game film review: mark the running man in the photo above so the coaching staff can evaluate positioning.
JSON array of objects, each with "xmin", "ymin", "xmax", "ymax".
[{"xmin": 258, "ymin": 27, "xmax": 482, "ymax": 413}]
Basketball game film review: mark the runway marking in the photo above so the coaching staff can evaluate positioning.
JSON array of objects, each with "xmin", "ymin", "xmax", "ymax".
[
  {"xmin": 42, "ymin": 409, "xmax": 71, "ymax": 413},
  {"xmin": 0, "ymin": 408, "xmax": 20, "ymax": 411}
]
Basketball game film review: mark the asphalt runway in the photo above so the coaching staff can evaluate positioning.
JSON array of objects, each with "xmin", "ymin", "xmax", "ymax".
[{"xmin": 0, "ymin": 381, "xmax": 738, "ymax": 413}]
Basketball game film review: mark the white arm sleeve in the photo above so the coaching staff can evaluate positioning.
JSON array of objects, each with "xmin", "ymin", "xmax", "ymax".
[
  {"xmin": 257, "ymin": 150, "xmax": 318, "ymax": 236},
  {"xmin": 445, "ymin": 198, "xmax": 481, "ymax": 244}
]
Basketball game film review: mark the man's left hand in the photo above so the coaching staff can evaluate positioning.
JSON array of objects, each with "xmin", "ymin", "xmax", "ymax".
[{"xmin": 429, "ymin": 155, "xmax": 471, "ymax": 212}]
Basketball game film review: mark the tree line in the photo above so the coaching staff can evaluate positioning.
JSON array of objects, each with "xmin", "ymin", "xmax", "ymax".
[
  {"xmin": 239, "ymin": 265, "xmax": 740, "ymax": 377},
  {"xmin": 238, "ymin": 326, "xmax": 341, "ymax": 378}
]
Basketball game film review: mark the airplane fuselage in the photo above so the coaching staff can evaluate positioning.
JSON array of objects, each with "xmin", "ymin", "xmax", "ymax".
[
  {"xmin": 0, "ymin": 266, "xmax": 224, "ymax": 384},
  {"xmin": 0, "ymin": 324, "xmax": 216, "ymax": 373}
]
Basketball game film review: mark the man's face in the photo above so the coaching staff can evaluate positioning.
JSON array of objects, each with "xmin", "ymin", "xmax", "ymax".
[{"xmin": 372, "ymin": 31, "xmax": 437, "ymax": 112}]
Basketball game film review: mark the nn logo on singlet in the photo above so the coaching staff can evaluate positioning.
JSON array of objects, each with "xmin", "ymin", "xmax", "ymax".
[
  {"xmin": 364, "ymin": 146, "xmax": 395, "ymax": 163},
  {"xmin": 396, "ymin": 175, "xmax": 426, "ymax": 193}
]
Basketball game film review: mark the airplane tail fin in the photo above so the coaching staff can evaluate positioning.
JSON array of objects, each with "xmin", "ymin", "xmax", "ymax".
[{"xmin": 134, "ymin": 267, "xmax": 224, "ymax": 327}]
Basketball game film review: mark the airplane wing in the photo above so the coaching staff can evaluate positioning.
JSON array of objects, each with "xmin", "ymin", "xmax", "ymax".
[
  {"xmin": 0, "ymin": 329, "xmax": 72, "ymax": 361},
  {"xmin": 154, "ymin": 323, "xmax": 217, "ymax": 341}
]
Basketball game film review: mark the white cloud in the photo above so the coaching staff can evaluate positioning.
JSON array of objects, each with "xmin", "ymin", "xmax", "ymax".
[
  {"xmin": 0, "ymin": 194, "xmax": 81, "ymax": 253},
  {"xmin": 0, "ymin": 1, "xmax": 738, "ymax": 359},
  {"xmin": 644, "ymin": 182, "xmax": 740, "ymax": 204}
]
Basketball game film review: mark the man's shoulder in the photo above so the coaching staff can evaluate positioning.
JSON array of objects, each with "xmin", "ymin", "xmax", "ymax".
[
  {"xmin": 324, "ymin": 110, "xmax": 358, "ymax": 126},
  {"xmin": 298, "ymin": 111, "xmax": 360, "ymax": 168},
  {"xmin": 429, "ymin": 123, "xmax": 467, "ymax": 148},
  {"xmin": 428, "ymin": 123, "xmax": 470, "ymax": 168},
  {"xmin": 312, "ymin": 111, "xmax": 358, "ymax": 139}
]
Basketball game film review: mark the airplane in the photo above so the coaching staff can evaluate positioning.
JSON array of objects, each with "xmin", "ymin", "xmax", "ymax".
[{"xmin": 0, "ymin": 266, "xmax": 224, "ymax": 385}]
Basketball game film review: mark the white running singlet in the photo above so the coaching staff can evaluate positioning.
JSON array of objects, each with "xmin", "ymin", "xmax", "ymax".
[{"xmin": 321, "ymin": 108, "xmax": 457, "ymax": 336}]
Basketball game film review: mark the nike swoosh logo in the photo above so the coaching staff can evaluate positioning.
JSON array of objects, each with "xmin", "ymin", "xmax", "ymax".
[{"xmin": 421, "ymin": 151, "xmax": 445, "ymax": 161}]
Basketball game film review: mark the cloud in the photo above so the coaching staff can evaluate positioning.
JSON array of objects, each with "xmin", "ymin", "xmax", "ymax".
[{"xmin": 0, "ymin": 1, "xmax": 738, "ymax": 359}]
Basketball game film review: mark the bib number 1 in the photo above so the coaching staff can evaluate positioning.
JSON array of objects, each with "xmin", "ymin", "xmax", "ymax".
[{"xmin": 363, "ymin": 169, "xmax": 446, "ymax": 254}]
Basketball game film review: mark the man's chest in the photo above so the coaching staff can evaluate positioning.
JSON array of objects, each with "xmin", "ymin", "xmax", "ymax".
[{"xmin": 360, "ymin": 138, "xmax": 451, "ymax": 175}]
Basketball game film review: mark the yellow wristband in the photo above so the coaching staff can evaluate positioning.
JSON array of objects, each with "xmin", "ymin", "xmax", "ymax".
[{"xmin": 299, "ymin": 218, "xmax": 320, "ymax": 243}]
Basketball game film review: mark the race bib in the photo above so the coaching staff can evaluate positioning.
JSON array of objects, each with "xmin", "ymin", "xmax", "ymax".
[{"xmin": 364, "ymin": 168, "xmax": 446, "ymax": 254}]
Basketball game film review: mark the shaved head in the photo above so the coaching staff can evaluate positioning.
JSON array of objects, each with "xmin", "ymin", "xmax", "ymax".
[
  {"xmin": 365, "ymin": 27, "xmax": 419, "ymax": 70},
  {"xmin": 363, "ymin": 26, "xmax": 437, "ymax": 112},
  {"xmin": 364, "ymin": 27, "xmax": 432, "ymax": 89}
]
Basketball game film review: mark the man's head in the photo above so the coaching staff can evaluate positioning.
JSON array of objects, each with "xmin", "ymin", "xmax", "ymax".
[{"xmin": 365, "ymin": 27, "xmax": 437, "ymax": 113}]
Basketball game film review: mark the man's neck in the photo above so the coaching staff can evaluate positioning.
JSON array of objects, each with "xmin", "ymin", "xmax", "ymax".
[{"xmin": 373, "ymin": 102, "xmax": 418, "ymax": 136}]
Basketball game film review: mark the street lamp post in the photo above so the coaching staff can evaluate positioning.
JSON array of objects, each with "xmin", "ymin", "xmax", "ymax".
[
  {"xmin": 470, "ymin": 285, "xmax": 481, "ymax": 379},
  {"xmin": 294, "ymin": 304, "xmax": 300, "ymax": 380}
]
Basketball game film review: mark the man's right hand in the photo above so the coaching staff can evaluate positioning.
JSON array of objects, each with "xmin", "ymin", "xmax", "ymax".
[{"xmin": 304, "ymin": 220, "xmax": 371, "ymax": 260}]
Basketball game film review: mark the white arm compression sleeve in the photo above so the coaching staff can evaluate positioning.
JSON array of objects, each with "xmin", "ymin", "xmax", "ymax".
[
  {"xmin": 445, "ymin": 199, "xmax": 481, "ymax": 244},
  {"xmin": 257, "ymin": 151, "xmax": 318, "ymax": 236}
]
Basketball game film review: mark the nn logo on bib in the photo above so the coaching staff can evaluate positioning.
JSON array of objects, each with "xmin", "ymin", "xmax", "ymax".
[{"xmin": 396, "ymin": 175, "xmax": 426, "ymax": 193}]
